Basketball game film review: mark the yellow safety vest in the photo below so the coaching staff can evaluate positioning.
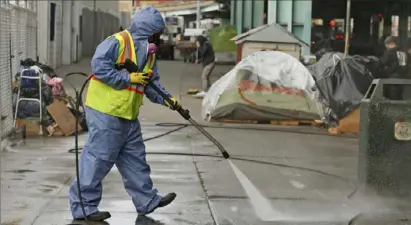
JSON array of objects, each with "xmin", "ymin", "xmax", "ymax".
[{"xmin": 85, "ymin": 30, "xmax": 156, "ymax": 120}]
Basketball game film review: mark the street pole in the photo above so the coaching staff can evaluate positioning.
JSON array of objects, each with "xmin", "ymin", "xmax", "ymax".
[
  {"xmin": 93, "ymin": 0, "xmax": 97, "ymax": 50},
  {"xmin": 196, "ymin": 0, "xmax": 200, "ymax": 61},
  {"xmin": 344, "ymin": 0, "xmax": 351, "ymax": 56},
  {"xmin": 196, "ymin": 0, "xmax": 200, "ymax": 29}
]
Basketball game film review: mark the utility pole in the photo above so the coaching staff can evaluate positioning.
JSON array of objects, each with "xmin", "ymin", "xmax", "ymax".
[
  {"xmin": 196, "ymin": 0, "xmax": 200, "ymax": 29},
  {"xmin": 196, "ymin": 0, "xmax": 201, "ymax": 61},
  {"xmin": 344, "ymin": 0, "xmax": 351, "ymax": 56},
  {"xmin": 92, "ymin": 0, "xmax": 96, "ymax": 45}
]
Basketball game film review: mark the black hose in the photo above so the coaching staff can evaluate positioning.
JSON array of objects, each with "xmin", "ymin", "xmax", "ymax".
[
  {"xmin": 64, "ymin": 72, "xmax": 90, "ymax": 221},
  {"xmin": 68, "ymin": 122, "xmax": 356, "ymax": 197},
  {"xmin": 73, "ymin": 90, "xmax": 86, "ymax": 220},
  {"xmin": 65, "ymin": 72, "xmax": 357, "ymax": 223}
]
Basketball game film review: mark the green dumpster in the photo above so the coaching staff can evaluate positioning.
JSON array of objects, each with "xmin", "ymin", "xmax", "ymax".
[{"xmin": 358, "ymin": 78, "xmax": 411, "ymax": 196}]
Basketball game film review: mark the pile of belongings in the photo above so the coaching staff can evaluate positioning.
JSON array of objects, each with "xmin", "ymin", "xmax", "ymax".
[
  {"xmin": 202, "ymin": 51, "xmax": 323, "ymax": 121},
  {"xmin": 307, "ymin": 52, "xmax": 379, "ymax": 125},
  {"xmin": 13, "ymin": 58, "xmax": 87, "ymax": 135}
]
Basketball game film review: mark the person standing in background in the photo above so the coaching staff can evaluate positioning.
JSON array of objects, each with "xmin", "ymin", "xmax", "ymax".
[
  {"xmin": 379, "ymin": 36, "xmax": 408, "ymax": 100},
  {"xmin": 379, "ymin": 36, "xmax": 408, "ymax": 78},
  {"xmin": 194, "ymin": 35, "xmax": 215, "ymax": 98}
]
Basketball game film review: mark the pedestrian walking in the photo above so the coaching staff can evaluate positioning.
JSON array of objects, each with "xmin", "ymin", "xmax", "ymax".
[{"xmin": 194, "ymin": 35, "xmax": 215, "ymax": 98}]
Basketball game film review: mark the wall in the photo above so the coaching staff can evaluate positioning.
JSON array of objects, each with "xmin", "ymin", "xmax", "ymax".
[
  {"xmin": 62, "ymin": 0, "xmax": 72, "ymax": 65},
  {"xmin": 81, "ymin": 8, "xmax": 119, "ymax": 57},
  {"xmin": 119, "ymin": 11, "xmax": 131, "ymax": 28},
  {"xmin": 79, "ymin": 0, "xmax": 121, "ymax": 57},
  {"xmin": 118, "ymin": 1, "xmax": 132, "ymax": 29},
  {"xmin": 0, "ymin": 0, "xmax": 37, "ymax": 138},
  {"xmin": 37, "ymin": 0, "xmax": 122, "ymax": 66},
  {"xmin": 82, "ymin": 0, "xmax": 120, "ymax": 15},
  {"xmin": 0, "ymin": 0, "xmax": 122, "ymax": 139},
  {"xmin": 36, "ymin": 1, "xmax": 64, "ymax": 68},
  {"xmin": 242, "ymin": 42, "xmax": 301, "ymax": 59}
]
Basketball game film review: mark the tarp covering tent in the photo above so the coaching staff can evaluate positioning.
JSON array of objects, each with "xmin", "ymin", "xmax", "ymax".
[
  {"xmin": 202, "ymin": 51, "xmax": 322, "ymax": 121},
  {"xmin": 308, "ymin": 52, "xmax": 377, "ymax": 124}
]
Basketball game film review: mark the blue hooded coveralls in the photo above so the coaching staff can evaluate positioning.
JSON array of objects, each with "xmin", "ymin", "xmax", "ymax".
[{"xmin": 69, "ymin": 7, "xmax": 172, "ymax": 218}]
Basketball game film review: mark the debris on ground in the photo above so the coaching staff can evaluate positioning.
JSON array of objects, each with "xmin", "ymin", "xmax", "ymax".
[
  {"xmin": 308, "ymin": 52, "xmax": 378, "ymax": 126},
  {"xmin": 12, "ymin": 58, "xmax": 86, "ymax": 137}
]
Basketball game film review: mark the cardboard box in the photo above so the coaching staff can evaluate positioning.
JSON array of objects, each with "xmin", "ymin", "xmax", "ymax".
[
  {"xmin": 46, "ymin": 97, "xmax": 82, "ymax": 136},
  {"xmin": 46, "ymin": 123, "xmax": 65, "ymax": 136}
]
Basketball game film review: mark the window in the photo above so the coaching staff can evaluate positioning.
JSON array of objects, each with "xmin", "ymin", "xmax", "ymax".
[
  {"xmin": 50, "ymin": 3, "xmax": 56, "ymax": 41},
  {"xmin": 79, "ymin": 15, "xmax": 83, "ymax": 42}
]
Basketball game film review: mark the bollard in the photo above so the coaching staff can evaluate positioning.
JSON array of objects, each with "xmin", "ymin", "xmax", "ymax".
[{"xmin": 358, "ymin": 78, "xmax": 411, "ymax": 196}]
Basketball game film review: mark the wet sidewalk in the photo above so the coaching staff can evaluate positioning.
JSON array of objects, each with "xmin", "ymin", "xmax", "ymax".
[
  {"xmin": 1, "ymin": 123, "xmax": 217, "ymax": 225},
  {"xmin": 2, "ymin": 59, "xmax": 410, "ymax": 225},
  {"xmin": 1, "ymin": 59, "xmax": 230, "ymax": 225}
]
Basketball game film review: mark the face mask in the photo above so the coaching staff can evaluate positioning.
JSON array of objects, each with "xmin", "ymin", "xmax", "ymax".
[{"xmin": 148, "ymin": 43, "xmax": 157, "ymax": 54}]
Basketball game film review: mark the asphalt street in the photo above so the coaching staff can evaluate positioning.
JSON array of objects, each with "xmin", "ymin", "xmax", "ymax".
[{"xmin": 1, "ymin": 59, "xmax": 410, "ymax": 225}]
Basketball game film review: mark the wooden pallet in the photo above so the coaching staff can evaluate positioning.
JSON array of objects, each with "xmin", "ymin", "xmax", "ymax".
[
  {"xmin": 270, "ymin": 120, "xmax": 322, "ymax": 126},
  {"xmin": 328, "ymin": 108, "xmax": 360, "ymax": 135},
  {"xmin": 215, "ymin": 119, "xmax": 323, "ymax": 127}
]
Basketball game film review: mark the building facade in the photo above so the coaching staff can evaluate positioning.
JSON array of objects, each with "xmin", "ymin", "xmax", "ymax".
[{"xmin": 36, "ymin": 0, "xmax": 124, "ymax": 68}]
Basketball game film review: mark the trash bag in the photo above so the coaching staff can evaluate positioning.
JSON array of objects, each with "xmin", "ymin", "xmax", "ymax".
[
  {"xmin": 19, "ymin": 68, "xmax": 40, "ymax": 89},
  {"xmin": 13, "ymin": 96, "xmax": 43, "ymax": 118},
  {"xmin": 15, "ymin": 67, "xmax": 54, "ymax": 105},
  {"xmin": 17, "ymin": 81, "xmax": 53, "ymax": 105},
  {"xmin": 202, "ymin": 51, "xmax": 322, "ymax": 121},
  {"xmin": 12, "ymin": 93, "xmax": 54, "ymax": 127},
  {"xmin": 47, "ymin": 77, "xmax": 66, "ymax": 96},
  {"xmin": 20, "ymin": 58, "xmax": 57, "ymax": 80},
  {"xmin": 308, "ymin": 52, "xmax": 345, "ymax": 82},
  {"xmin": 311, "ymin": 53, "xmax": 375, "ymax": 120}
]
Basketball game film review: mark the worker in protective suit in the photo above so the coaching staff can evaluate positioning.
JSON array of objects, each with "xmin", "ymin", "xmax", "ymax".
[{"xmin": 69, "ymin": 6, "xmax": 180, "ymax": 222}]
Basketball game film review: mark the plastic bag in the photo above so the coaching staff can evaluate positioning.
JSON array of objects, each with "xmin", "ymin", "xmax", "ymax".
[
  {"xmin": 202, "ymin": 51, "xmax": 321, "ymax": 121},
  {"xmin": 47, "ymin": 77, "xmax": 66, "ymax": 96},
  {"xmin": 311, "ymin": 53, "xmax": 375, "ymax": 119}
]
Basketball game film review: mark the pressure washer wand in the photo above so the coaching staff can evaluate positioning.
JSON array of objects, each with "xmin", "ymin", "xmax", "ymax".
[
  {"xmin": 148, "ymin": 81, "xmax": 229, "ymax": 159},
  {"xmin": 119, "ymin": 59, "xmax": 230, "ymax": 159}
]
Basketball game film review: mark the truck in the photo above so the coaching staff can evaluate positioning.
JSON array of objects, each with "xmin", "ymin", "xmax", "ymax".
[{"xmin": 157, "ymin": 16, "xmax": 184, "ymax": 60}]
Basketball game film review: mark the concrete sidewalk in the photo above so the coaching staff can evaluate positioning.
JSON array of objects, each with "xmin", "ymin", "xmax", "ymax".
[
  {"xmin": 2, "ymin": 59, "xmax": 410, "ymax": 225},
  {"xmin": 1, "ymin": 59, "xmax": 231, "ymax": 225}
]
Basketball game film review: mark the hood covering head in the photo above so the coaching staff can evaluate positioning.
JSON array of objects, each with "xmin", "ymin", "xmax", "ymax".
[
  {"xmin": 129, "ymin": 6, "xmax": 165, "ymax": 41},
  {"xmin": 196, "ymin": 35, "xmax": 207, "ymax": 45}
]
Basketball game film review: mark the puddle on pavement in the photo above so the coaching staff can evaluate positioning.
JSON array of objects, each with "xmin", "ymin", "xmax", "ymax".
[
  {"xmin": 6, "ymin": 169, "xmax": 35, "ymax": 173},
  {"xmin": 45, "ymin": 184, "xmax": 58, "ymax": 188}
]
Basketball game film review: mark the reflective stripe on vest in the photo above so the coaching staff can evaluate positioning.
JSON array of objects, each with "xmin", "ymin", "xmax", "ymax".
[
  {"xmin": 131, "ymin": 53, "xmax": 156, "ymax": 93},
  {"xmin": 85, "ymin": 30, "xmax": 156, "ymax": 120}
]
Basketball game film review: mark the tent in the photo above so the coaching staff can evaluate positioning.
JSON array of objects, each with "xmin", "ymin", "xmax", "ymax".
[
  {"xmin": 307, "ymin": 52, "xmax": 377, "ymax": 124},
  {"xmin": 202, "ymin": 51, "xmax": 323, "ymax": 122}
]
